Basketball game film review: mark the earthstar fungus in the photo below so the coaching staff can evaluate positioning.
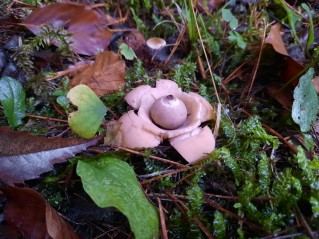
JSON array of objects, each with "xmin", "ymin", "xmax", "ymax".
[{"xmin": 104, "ymin": 80, "xmax": 216, "ymax": 163}]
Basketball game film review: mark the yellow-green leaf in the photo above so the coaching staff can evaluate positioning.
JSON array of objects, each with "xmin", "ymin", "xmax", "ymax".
[{"xmin": 67, "ymin": 84, "xmax": 107, "ymax": 138}]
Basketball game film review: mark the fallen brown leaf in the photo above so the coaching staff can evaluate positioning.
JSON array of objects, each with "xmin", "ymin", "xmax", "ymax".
[
  {"xmin": 265, "ymin": 23, "xmax": 289, "ymax": 56},
  {"xmin": 23, "ymin": 3, "xmax": 113, "ymax": 56},
  {"xmin": 70, "ymin": 50, "xmax": 126, "ymax": 97},
  {"xmin": 266, "ymin": 86, "xmax": 293, "ymax": 111},
  {"xmin": 0, "ymin": 186, "xmax": 79, "ymax": 239},
  {"xmin": 265, "ymin": 23, "xmax": 304, "ymax": 86},
  {"xmin": 0, "ymin": 127, "xmax": 98, "ymax": 184}
]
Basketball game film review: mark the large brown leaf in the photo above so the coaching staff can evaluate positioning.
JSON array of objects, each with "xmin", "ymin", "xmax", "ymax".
[
  {"xmin": 0, "ymin": 186, "xmax": 79, "ymax": 239},
  {"xmin": 23, "ymin": 3, "xmax": 113, "ymax": 56},
  {"xmin": 0, "ymin": 127, "xmax": 98, "ymax": 184},
  {"xmin": 70, "ymin": 50, "xmax": 126, "ymax": 97}
]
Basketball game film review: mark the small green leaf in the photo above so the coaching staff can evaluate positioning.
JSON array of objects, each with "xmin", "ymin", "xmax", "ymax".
[
  {"xmin": 292, "ymin": 68, "xmax": 318, "ymax": 132},
  {"xmin": 56, "ymin": 95, "xmax": 69, "ymax": 109},
  {"xmin": 221, "ymin": 9, "xmax": 238, "ymax": 29},
  {"xmin": 0, "ymin": 76, "xmax": 26, "ymax": 127},
  {"xmin": 228, "ymin": 31, "xmax": 247, "ymax": 49},
  {"xmin": 67, "ymin": 84, "xmax": 107, "ymax": 139},
  {"xmin": 77, "ymin": 156, "xmax": 159, "ymax": 239},
  {"xmin": 119, "ymin": 43, "xmax": 137, "ymax": 60}
]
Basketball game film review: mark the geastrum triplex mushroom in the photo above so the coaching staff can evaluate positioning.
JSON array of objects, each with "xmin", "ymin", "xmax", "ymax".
[{"xmin": 104, "ymin": 80, "xmax": 216, "ymax": 163}]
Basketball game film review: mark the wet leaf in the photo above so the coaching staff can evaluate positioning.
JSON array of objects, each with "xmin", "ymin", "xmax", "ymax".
[
  {"xmin": 67, "ymin": 84, "xmax": 107, "ymax": 139},
  {"xmin": 0, "ymin": 186, "xmax": 79, "ymax": 239},
  {"xmin": 292, "ymin": 68, "xmax": 318, "ymax": 132},
  {"xmin": 0, "ymin": 127, "xmax": 98, "ymax": 184},
  {"xmin": 23, "ymin": 3, "xmax": 113, "ymax": 56},
  {"xmin": 70, "ymin": 51, "xmax": 126, "ymax": 97},
  {"xmin": 77, "ymin": 155, "xmax": 159, "ymax": 239},
  {"xmin": 0, "ymin": 76, "xmax": 26, "ymax": 128}
]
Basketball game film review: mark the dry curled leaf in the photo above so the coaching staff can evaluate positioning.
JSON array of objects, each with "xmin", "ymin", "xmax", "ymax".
[
  {"xmin": 23, "ymin": 3, "xmax": 113, "ymax": 55},
  {"xmin": 265, "ymin": 23, "xmax": 288, "ymax": 56},
  {"xmin": 70, "ymin": 50, "xmax": 126, "ymax": 97},
  {"xmin": 0, "ymin": 186, "xmax": 79, "ymax": 239},
  {"xmin": 0, "ymin": 127, "xmax": 98, "ymax": 184}
]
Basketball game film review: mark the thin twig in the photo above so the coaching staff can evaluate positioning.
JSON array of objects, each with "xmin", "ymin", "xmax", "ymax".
[
  {"xmin": 157, "ymin": 197, "xmax": 168, "ymax": 239},
  {"xmin": 245, "ymin": 19, "xmax": 267, "ymax": 99},
  {"xmin": 116, "ymin": 146, "xmax": 189, "ymax": 169},
  {"xmin": 295, "ymin": 206, "xmax": 315, "ymax": 239},
  {"xmin": 196, "ymin": 48, "xmax": 207, "ymax": 79},
  {"xmin": 140, "ymin": 166, "xmax": 199, "ymax": 185},
  {"xmin": 191, "ymin": 3, "xmax": 220, "ymax": 104},
  {"xmin": 12, "ymin": 0, "xmax": 34, "ymax": 7},
  {"xmin": 46, "ymin": 62, "xmax": 90, "ymax": 81},
  {"xmin": 138, "ymin": 170, "xmax": 176, "ymax": 179},
  {"xmin": 205, "ymin": 193, "xmax": 274, "ymax": 201},
  {"xmin": 26, "ymin": 114, "xmax": 68, "ymax": 123},
  {"xmin": 222, "ymin": 61, "xmax": 247, "ymax": 85},
  {"xmin": 164, "ymin": 27, "xmax": 186, "ymax": 66},
  {"xmin": 166, "ymin": 192, "xmax": 215, "ymax": 239}
]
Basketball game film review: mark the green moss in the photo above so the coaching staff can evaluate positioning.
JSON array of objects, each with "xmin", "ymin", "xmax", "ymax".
[{"xmin": 172, "ymin": 62, "xmax": 196, "ymax": 92}]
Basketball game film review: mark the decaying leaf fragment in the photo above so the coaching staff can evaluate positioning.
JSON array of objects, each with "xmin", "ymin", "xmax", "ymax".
[
  {"xmin": 70, "ymin": 51, "xmax": 126, "ymax": 97},
  {"xmin": 105, "ymin": 80, "xmax": 216, "ymax": 163},
  {"xmin": 265, "ymin": 23, "xmax": 288, "ymax": 56},
  {"xmin": 0, "ymin": 127, "xmax": 98, "ymax": 184},
  {"xmin": 23, "ymin": 3, "xmax": 114, "ymax": 55},
  {"xmin": 0, "ymin": 186, "xmax": 79, "ymax": 239}
]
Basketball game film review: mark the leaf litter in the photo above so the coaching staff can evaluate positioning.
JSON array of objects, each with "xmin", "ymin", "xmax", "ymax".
[
  {"xmin": 23, "ymin": 3, "xmax": 114, "ymax": 56},
  {"xmin": 70, "ymin": 50, "xmax": 126, "ymax": 96},
  {"xmin": 0, "ymin": 186, "xmax": 79, "ymax": 239},
  {"xmin": 0, "ymin": 127, "xmax": 98, "ymax": 184}
]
